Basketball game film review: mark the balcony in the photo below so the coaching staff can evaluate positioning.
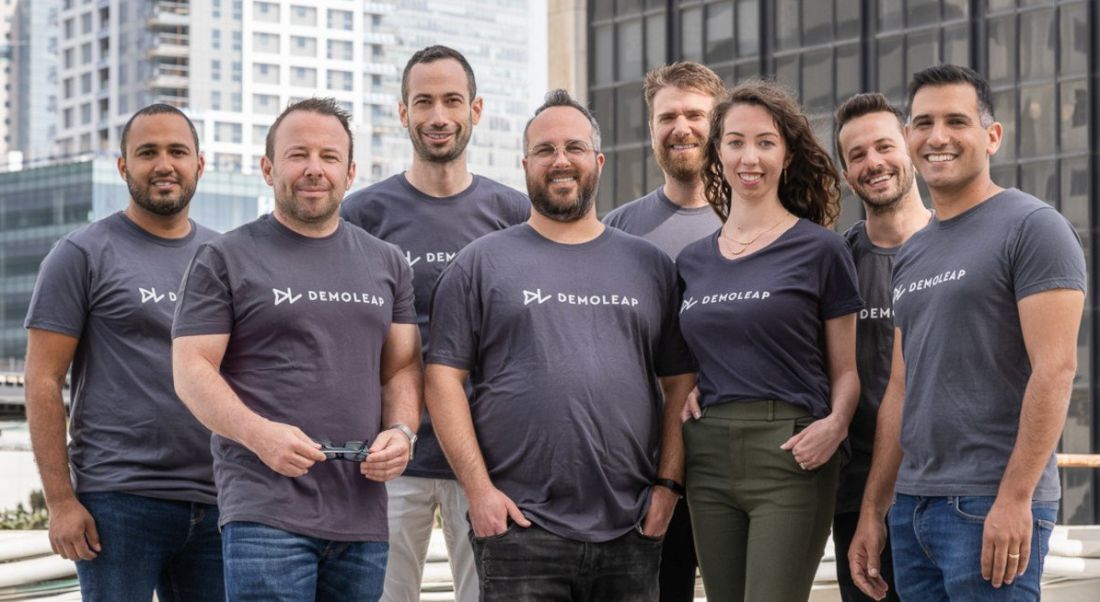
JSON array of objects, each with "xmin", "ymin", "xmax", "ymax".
[
  {"xmin": 147, "ymin": 1, "xmax": 189, "ymax": 29},
  {"xmin": 148, "ymin": 34, "xmax": 189, "ymax": 59}
]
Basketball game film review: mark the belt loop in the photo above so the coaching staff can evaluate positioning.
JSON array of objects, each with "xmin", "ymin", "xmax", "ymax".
[{"xmin": 768, "ymin": 400, "xmax": 775, "ymax": 421}]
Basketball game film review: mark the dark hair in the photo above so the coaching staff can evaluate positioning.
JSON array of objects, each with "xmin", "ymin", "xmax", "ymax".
[
  {"xmin": 702, "ymin": 79, "xmax": 841, "ymax": 227},
  {"xmin": 643, "ymin": 61, "xmax": 726, "ymax": 113},
  {"xmin": 833, "ymin": 93, "xmax": 906, "ymax": 170},
  {"xmin": 906, "ymin": 64, "xmax": 995, "ymax": 127},
  {"xmin": 401, "ymin": 45, "xmax": 477, "ymax": 104},
  {"xmin": 522, "ymin": 89, "xmax": 602, "ymax": 153},
  {"xmin": 265, "ymin": 97, "xmax": 353, "ymax": 161},
  {"xmin": 119, "ymin": 104, "xmax": 199, "ymax": 157}
]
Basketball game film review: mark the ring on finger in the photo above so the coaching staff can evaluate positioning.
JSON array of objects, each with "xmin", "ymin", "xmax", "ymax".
[
  {"xmin": 799, "ymin": 461, "xmax": 808, "ymax": 470},
  {"xmin": 1007, "ymin": 552, "xmax": 1021, "ymax": 559}
]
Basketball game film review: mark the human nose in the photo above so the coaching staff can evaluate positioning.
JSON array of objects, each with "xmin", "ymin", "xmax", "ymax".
[
  {"xmin": 429, "ymin": 101, "xmax": 448, "ymax": 125},
  {"xmin": 927, "ymin": 121, "xmax": 950, "ymax": 147},
  {"xmin": 550, "ymin": 146, "xmax": 572, "ymax": 167},
  {"xmin": 152, "ymin": 151, "xmax": 173, "ymax": 172},
  {"xmin": 303, "ymin": 153, "xmax": 324, "ymax": 176}
]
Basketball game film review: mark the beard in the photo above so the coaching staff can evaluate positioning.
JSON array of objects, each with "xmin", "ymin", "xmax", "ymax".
[
  {"xmin": 275, "ymin": 192, "xmax": 341, "ymax": 226},
  {"xmin": 526, "ymin": 166, "xmax": 600, "ymax": 223},
  {"xmin": 409, "ymin": 121, "xmax": 472, "ymax": 164},
  {"xmin": 654, "ymin": 135, "xmax": 706, "ymax": 182},
  {"xmin": 853, "ymin": 163, "xmax": 916, "ymax": 215},
  {"xmin": 126, "ymin": 171, "xmax": 197, "ymax": 216}
]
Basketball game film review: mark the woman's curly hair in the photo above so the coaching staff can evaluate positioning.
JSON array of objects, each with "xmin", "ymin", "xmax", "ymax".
[{"xmin": 703, "ymin": 79, "xmax": 841, "ymax": 227}]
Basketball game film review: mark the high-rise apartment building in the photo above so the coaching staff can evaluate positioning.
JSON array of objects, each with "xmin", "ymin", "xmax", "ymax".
[
  {"xmin": 0, "ymin": 0, "xmax": 15, "ymax": 160},
  {"xmin": 9, "ymin": 0, "xmax": 60, "ymax": 168}
]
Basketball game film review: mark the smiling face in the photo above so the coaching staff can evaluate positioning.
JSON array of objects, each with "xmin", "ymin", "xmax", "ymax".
[
  {"xmin": 650, "ymin": 86, "xmax": 715, "ymax": 182},
  {"xmin": 118, "ymin": 112, "xmax": 204, "ymax": 217},
  {"xmin": 838, "ymin": 111, "xmax": 916, "ymax": 213},
  {"xmin": 261, "ymin": 110, "xmax": 356, "ymax": 230},
  {"xmin": 522, "ymin": 106, "xmax": 604, "ymax": 223},
  {"xmin": 400, "ymin": 58, "xmax": 482, "ymax": 164},
  {"xmin": 717, "ymin": 103, "xmax": 789, "ymax": 203},
  {"xmin": 906, "ymin": 82, "xmax": 1002, "ymax": 195}
]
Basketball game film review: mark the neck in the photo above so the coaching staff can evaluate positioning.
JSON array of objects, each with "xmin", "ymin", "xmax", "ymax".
[
  {"xmin": 863, "ymin": 188, "xmax": 932, "ymax": 248},
  {"xmin": 928, "ymin": 172, "xmax": 1003, "ymax": 221},
  {"xmin": 272, "ymin": 209, "xmax": 340, "ymax": 238},
  {"xmin": 725, "ymin": 194, "xmax": 789, "ymax": 232},
  {"xmin": 527, "ymin": 208, "xmax": 604, "ymax": 244},
  {"xmin": 662, "ymin": 175, "xmax": 707, "ymax": 209},
  {"xmin": 404, "ymin": 155, "xmax": 473, "ymax": 198},
  {"xmin": 124, "ymin": 204, "xmax": 192, "ymax": 239}
]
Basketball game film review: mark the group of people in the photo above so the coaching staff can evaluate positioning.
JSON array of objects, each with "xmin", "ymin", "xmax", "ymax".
[{"xmin": 22, "ymin": 43, "xmax": 1084, "ymax": 602}]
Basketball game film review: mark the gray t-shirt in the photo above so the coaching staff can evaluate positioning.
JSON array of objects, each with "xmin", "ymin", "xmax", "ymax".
[
  {"xmin": 892, "ymin": 189, "xmax": 1086, "ymax": 502},
  {"xmin": 172, "ymin": 214, "xmax": 416, "ymax": 541},
  {"xmin": 603, "ymin": 187, "xmax": 721, "ymax": 260},
  {"xmin": 341, "ymin": 173, "xmax": 529, "ymax": 478},
  {"xmin": 677, "ymin": 220, "xmax": 863, "ymax": 418},
  {"xmin": 427, "ymin": 225, "xmax": 695, "ymax": 542},
  {"xmin": 25, "ymin": 212, "xmax": 218, "ymax": 504},
  {"xmin": 836, "ymin": 221, "xmax": 900, "ymax": 515}
]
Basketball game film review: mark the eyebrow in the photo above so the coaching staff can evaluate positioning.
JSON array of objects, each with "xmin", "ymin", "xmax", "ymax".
[
  {"xmin": 724, "ymin": 130, "xmax": 780, "ymax": 138},
  {"xmin": 133, "ymin": 142, "xmax": 192, "ymax": 152},
  {"xmin": 912, "ymin": 111, "xmax": 973, "ymax": 122}
]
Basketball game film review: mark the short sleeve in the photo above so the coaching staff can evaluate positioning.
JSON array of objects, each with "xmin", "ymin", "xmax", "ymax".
[
  {"xmin": 655, "ymin": 266, "xmax": 697, "ymax": 377},
  {"xmin": 24, "ymin": 239, "xmax": 91, "ymax": 337},
  {"xmin": 508, "ymin": 191, "xmax": 531, "ymax": 225},
  {"xmin": 425, "ymin": 260, "xmax": 480, "ymax": 370},
  {"xmin": 391, "ymin": 252, "xmax": 417, "ymax": 325},
  {"xmin": 1010, "ymin": 207, "xmax": 1087, "ymax": 300},
  {"xmin": 172, "ymin": 244, "xmax": 235, "ymax": 337},
  {"xmin": 820, "ymin": 236, "xmax": 863, "ymax": 320}
]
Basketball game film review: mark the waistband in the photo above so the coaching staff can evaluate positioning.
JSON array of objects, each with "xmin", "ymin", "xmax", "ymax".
[{"xmin": 702, "ymin": 399, "xmax": 810, "ymax": 421}]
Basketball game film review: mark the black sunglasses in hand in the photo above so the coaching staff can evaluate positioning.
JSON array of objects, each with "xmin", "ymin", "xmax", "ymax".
[{"xmin": 313, "ymin": 438, "xmax": 371, "ymax": 462}]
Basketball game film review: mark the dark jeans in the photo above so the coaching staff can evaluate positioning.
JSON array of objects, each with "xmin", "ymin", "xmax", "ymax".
[
  {"xmin": 75, "ymin": 491, "xmax": 223, "ymax": 602},
  {"xmin": 469, "ymin": 523, "xmax": 662, "ymax": 601},
  {"xmin": 222, "ymin": 520, "xmax": 388, "ymax": 601},
  {"xmin": 659, "ymin": 499, "xmax": 698, "ymax": 602},
  {"xmin": 833, "ymin": 511, "xmax": 899, "ymax": 602}
]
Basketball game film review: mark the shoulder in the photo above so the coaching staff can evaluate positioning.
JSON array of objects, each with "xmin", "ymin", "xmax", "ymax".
[
  {"xmin": 62, "ymin": 214, "xmax": 123, "ymax": 250},
  {"xmin": 190, "ymin": 221, "xmax": 221, "ymax": 243},
  {"xmin": 603, "ymin": 191, "xmax": 659, "ymax": 227},
  {"xmin": 794, "ymin": 219, "xmax": 849, "ymax": 250},
  {"xmin": 342, "ymin": 175, "xmax": 406, "ymax": 212},
  {"xmin": 841, "ymin": 220, "xmax": 867, "ymax": 248}
]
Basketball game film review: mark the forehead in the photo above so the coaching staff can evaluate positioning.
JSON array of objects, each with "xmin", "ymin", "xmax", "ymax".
[
  {"xmin": 272, "ymin": 110, "xmax": 349, "ymax": 153},
  {"xmin": 527, "ymin": 106, "xmax": 593, "ymax": 144},
  {"xmin": 126, "ymin": 113, "xmax": 195, "ymax": 150},
  {"xmin": 651, "ymin": 86, "xmax": 716, "ymax": 114},
  {"xmin": 838, "ymin": 111, "xmax": 905, "ymax": 148},
  {"xmin": 722, "ymin": 103, "xmax": 780, "ymax": 135},
  {"xmin": 911, "ymin": 82, "xmax": 981, "ymax": 119},
  {"xmin": 406, "ymin": 58, "xmax": 470, "ymax": 97}
]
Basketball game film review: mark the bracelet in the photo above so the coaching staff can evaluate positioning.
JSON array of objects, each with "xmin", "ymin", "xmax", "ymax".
[{"xmin": 654, "ymin": 477, "xmax": 685, "ymax": 498}]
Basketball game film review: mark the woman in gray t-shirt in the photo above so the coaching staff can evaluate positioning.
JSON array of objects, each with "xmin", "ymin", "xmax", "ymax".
[{"xmin": 677, "ymin": 80, "xmax": 862, "ymax": 601}]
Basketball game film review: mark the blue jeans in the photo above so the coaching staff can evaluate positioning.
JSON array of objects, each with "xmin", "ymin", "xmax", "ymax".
[
  {"xmin": 888, "ymin": 494, "xmax": 1057, "ymax": 601},
  {"xmin": 75, "ymin": 491, "xmax": 223, "ymax": 602},
  {"xmin": 470, "ymin": 523, "xmax": 661, "ymax": 601},
  {"xmin": 222, "ymin": 521, "xmax": 388, "ymax": 601}
]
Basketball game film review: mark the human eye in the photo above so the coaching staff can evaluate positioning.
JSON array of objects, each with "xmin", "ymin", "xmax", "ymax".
[
  {"xmin": 566, "ymin": 142, "xmax": 589, "ymax": 155},
  {"xmin": 531, "ymin": 145, "xmax": 555, "ymax": 159}
]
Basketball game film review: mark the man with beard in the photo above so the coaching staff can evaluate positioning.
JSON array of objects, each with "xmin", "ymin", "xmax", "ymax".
[
  {"xmin": 602, "ymin": 60, "xmax": 723, "ymax": 602},
  {"xmin": 172, "ymin": 98, "xmax": 422, "ymax": 600},
  {"xmin": 425, "ymin": 90, "xmax": 697, "ymax": 600},
  {"xmin": 831, "ymin": 92, "xmax": 930, "ymax": 602},
  {"xmin": 341, "ymin": 46, "xmax": 528, "ymax": 602},
  {"xmin": 24, "ymin": 104, "xmax": 223, "ymax": 601}
]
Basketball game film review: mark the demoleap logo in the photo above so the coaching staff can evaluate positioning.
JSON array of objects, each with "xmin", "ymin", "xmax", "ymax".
[
  {"xmin": 521, "ymin": 288, "xmax": 639, "ymax": 307},
  {"xmin": 680, "ymin": 297, "xmax": 698, "ymax": 314},
  {"xmin": 523, "ymin": 288, "xmax": 551, "ymax": 305},
  {"xmin": 403, "ymin": 251, "xmax": 421, "ymax": 267},
  {"xmin": 139, "ymin": 287, "xmax": 176, "ymax": 304},
  {"xmin": 273, "ymin": 288, "xmax": 302, "ymax": 305}
]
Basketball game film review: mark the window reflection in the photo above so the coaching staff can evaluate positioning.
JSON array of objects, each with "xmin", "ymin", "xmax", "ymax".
[
  {"xmin": 618, "ymin": 20, "xmax": 644, "ymax": 80},
  {"xmin": 1060, "ymin": 80, "xmax": 1088, "ymax": 153},
  {"xmin": 1060, "ymin": 4, "xmax": 1088, "ymax": 75},
  {"xmin": 992, "ymin": 90, "xmax": 1016, "ymax": 163},
  {"xmin": 706, "ymin": 2, "xmax": 734, "ymax": 63},
  {"xmin": 1018, "ymin": 83, "xmax": 1054, "ymax": 158},
  {"xmin": 876, "ymin": 36, "xmax": 904, "ymax": 101},
  {"xmin": 1018, "ymin": 9, "xmax": 1056, "ymax": 81},
  {"xmin": 987, "ymin": 16, "xmax": 1015, "ymax": 85},
  {"xmin": 616, "ymin": 148, "xmax": 645, "ymax": 209},
  {"xmin": 681, "ymin": 6, "xmax": 704, "ymax": 62}
]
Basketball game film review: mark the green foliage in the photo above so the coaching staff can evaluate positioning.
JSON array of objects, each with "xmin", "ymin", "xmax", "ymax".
[{"xmin": 0, "ymin": 489, "xmax": 49, "ymax": 530}]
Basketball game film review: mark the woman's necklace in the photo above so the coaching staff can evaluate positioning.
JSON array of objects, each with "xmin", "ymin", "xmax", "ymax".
[{"xmin": 720, "ymin": 213, "xmax": 793, "ymax": 256}]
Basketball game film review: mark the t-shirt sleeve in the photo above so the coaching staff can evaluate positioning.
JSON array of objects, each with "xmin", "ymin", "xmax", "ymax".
[
  {"xmin": 425, "ymin": 260, "xmax": 479, "ymax": 370},
  {"xmin": 655, "ymin": 267, "xmax": 698, "ymax": 377},
  {"xmin": 391, "ymin": 250, "xmax": 417, "ymax": 325},
  {"xmin": 24, "ymin": 239, "xmax": 90, "ymax": 337},
  {"xmin": 508, "ymin": 191, "xmax": 531, "ymax": 225},
  {"xmin": 820, "ymin": 236, "xmax": 864, "ymax": 320},
  {"xmin": 172, "ymin": 244, "xmax": 235, "ymax": 337},
  {"xmin": 1010, "ymin": 207, "xmax": 1087, "ymax": 300}
]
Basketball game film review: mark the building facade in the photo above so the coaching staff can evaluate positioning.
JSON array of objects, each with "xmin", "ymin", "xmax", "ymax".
[
  {"xmin": 0, "ymin": 158, "xmax": 268, "ymax": 365},
  {"xmin": 580, "ymin": 0, "xmax": 1098, "ymax": 523},
  {"xmin": 9, "ymin": 0, "xmax": 59, "ymax": 168}
]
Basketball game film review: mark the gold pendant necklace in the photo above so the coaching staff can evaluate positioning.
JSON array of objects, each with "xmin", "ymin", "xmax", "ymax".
[{"xmin": 721, "ymin": 214, "xmax": 792, "ymax": 255}]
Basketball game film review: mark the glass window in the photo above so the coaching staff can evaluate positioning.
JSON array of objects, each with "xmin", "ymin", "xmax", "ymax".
[
  {"xmin": 836, "ymin": 0, "xmax": 860, "ymax": 39},
  {"xmin": 987, "ymin": 0, "xmax": 1016, "ymax": 12},
  {"xmin": 1019, "ymin": 160, "xmax": 1057, "ymax": 203},
  {"xmin": 680, "ymin": 7, "xmax": 703, "ymax": 62},
  {"xmin": 616, "ymin": 0, "xmax": 644, "ymax": 14},
  {"xmin": 943, "ymin": 24, "xmax": 969, "ymax": 65},
  {"xmin": 908, "ymin": 0, "xmax": 940, "ymax": 26},
  {"xmin": 592, "ymin": 1, "xmax": 613, "ymax": 21},
  {"xmin": 1061, "ymin": 4, "xmax": 1088, "ymax": 75},
  {"xmin": 835, "ymin": 43, "xmax": 860, "ymax": 104},
  {"xmin": 905, "ymin": 30, "xmax": 938, "ymax": 83},
  {"xmin": 992, "ymin": 90, "xmax": 1017, "ymax": 163},
  {"xmin": 616, "ymin": 148, "xmax": 645, "ymax": 209},
  {"xmin": 594, "ymin": 25, "xmax": 613, "ymax": 85},
  {"xmin": 736, "ymin": 61, "xmax": 759, "ymax": 82},
  {"xmin": 618, "ymin": 20, "xmax": 643, "ymax": 81},
  {"xmin": 737, "ymin": 0, "xmax": 759, "ymax": 55},
  {"xmin": 645, "ymin": 14, "xmax": 666, "ymax": 70},
  {"xmin": 644, "ymin": 146, "xmax": 663, "ymax": 193},
  {"xmin": 592, "ymin": 89, "xmax": 615, "ymax": 146},
  {"xmin": 615, "ymin": 82, "xmax": 646, "ymax": 145},
  {"xmin": 775, "ymin": 54, "xmax": 799, "ymax": 95},
  {"xmin": 775, "ymin": 0, "xmax": 800, "ymax": 50},
  {"xmin": 1018, "ymin": 9, "xmax": 1055, "ymax": 81},
  {"xmin": 990, "ymin": 164, "xmax": 1017, "ymax": 188},
  {"xmin": 802, "ymin": 49, "xmax": 832, "ymax": 114},
  {"xmin": 706, "ymin": 2, "xmax": 734, "ymax": 63},
  {"xmin": 1060, "ymin": 157, "xmax": 1089, "ymax": 230},
  {"xmin": 876, "ymin": 36, "xmax": 904, "ymax": 101},
  {"xmin": 943, "ymin": 0, "xmax": 969, "ymax": 20},
  {"xmin": 802, "ymin": 0, "xmax": 832, "ymax": 46},
  {"xmin": 1060, "ymin": 80, "xmax": 1088, "ymax": 153},
  {"xmin": 598, "ymin": 154, "xmax": 615, "ymax": 215},
  {"xmin": 1018, "ymin": 83, "xmax": 1055, "ymax": 158},
  {"xmin": 987, "ymin": 16, "xmax": 1016, "ymax": 86},
  {"xmin": 877, "ymin": 0, "xmax": 903, "ymax": 31}
]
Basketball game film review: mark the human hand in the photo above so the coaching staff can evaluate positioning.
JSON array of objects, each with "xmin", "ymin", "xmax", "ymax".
[
  {"xmin": 849, "ymin": 513, "xmax": 890, "ymax": 600},
  {"xmin": 779, "ymin": 415, "xmax": 846, "ymax": 470},
  {"xmin": 48, "ymin": 498, "xmax": 101, "ymax": 561},
  {"xmin": 680, "ymin": 386, "xmax": 702, "ymax": 422},
  {"xmin": 246, "ymin": 420, "xmax": 326, "ymax": 477},
  {"xmin": 467, "ymin": 485, "xmax": 531, "ymax": 538},
  {"xmin": 640, "ymin": 486, "xmax": 679, "ymax": 538},
  {"xmin": 981, "ymin": 496, "xmax": 1032, "ymax": 588},
  {"xmin": 361, "ymin": 428, "xmax": 410, "ymax": 482}
]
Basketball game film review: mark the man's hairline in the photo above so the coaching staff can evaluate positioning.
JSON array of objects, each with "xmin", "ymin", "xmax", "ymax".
[
  {"xmin": 836, "ymin": 109, "xmax": 907, "ymax": 163},
  {"xmin": 524, "ymin": 105, "xmax": 600, "ymax": 153},
  {"xmin": 122, "ymin": 112, "xmax": 199, "ymax": 159}
]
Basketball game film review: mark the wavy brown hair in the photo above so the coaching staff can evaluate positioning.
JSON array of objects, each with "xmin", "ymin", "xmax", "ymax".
[{"xmin": 703, "ymin": 80, "xmax": 841, "ymax": 226}]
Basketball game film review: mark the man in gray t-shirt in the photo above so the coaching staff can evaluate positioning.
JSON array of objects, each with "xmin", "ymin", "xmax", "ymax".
[
  {"xmin": 850, "ymin": 66, "xmax": 1086, "ymax": 602},
  {"xmin": 24, "ymin": 105, "xmax": 223, "ymax": 601},
  {"xmin": 600, "ymin": 62, "xmax": 721, "ymax": 602},
  {"xmin": 341, "ymin": 46, "xmax": 528, "ymax": 602},
  {"xmin": 173, "ymin": 99, "xmax": 421, "ymax": 601},
  {"xmin": 426, "ymin": 90, "xmax": 696, "ymax": 601}
]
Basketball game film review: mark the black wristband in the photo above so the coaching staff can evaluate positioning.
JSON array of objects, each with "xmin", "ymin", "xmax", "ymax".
[{"xmin": 654, "ymin": 477, "xmax": 685, "ymax": 498}]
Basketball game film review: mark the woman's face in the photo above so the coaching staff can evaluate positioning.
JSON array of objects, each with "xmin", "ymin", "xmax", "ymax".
[{"xmin": 717, "ymin": 103, "xmax": 790, "ymax": 203}]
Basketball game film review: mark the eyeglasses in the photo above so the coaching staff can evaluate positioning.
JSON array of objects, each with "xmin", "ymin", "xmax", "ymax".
[
  {"xmin": 527, "ymin": 141, "xmax": 596, "ymax": 163},
  {"xmin": 313, "ymin": 438, "xmax": 371, "ymax": 462}
]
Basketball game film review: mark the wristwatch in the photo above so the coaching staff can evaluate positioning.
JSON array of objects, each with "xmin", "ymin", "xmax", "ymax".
[{"xmin": 388, "ymin": 423, "xmax": 417, "ymax": 461}]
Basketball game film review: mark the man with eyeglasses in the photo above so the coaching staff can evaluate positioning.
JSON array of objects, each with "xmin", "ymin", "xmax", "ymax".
[{"xmin": 424, "ymin": 89, "xmax": 696, "ymax": 600}]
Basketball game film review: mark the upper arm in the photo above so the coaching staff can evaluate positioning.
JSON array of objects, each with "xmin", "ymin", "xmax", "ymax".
[
  {"xmin": 1018, "ymin": 288, "xmax": 1084, "ymax": 372},
  {"xmin": 25, "ymin": 328, "xmax": 80, "ymax": 387},
  {"xmin": 824, "ymin": 312, "xmax": 858, "ymax": 378},
  {"xmin": 380, "ymin": 323, "xmax": 422, "ymax": 385},
  {"xmin": 172, "ymin": 333, "xmax": 231, "ymax": 375},
  {"xmin": 425, "ymin": 363, "xmax": 471, "ymax": 394}
]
